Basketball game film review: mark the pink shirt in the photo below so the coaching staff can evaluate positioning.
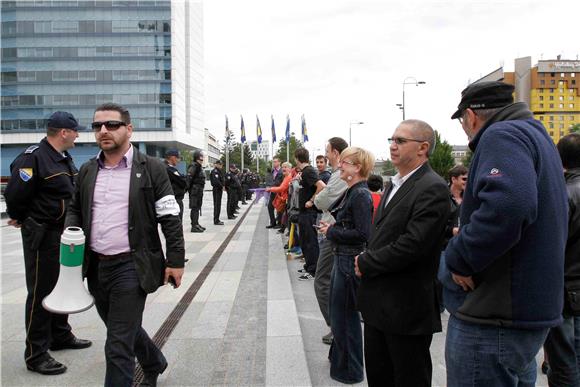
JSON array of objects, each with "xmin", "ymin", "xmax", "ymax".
[{"xmin": 90, "ymin": 146, "xmax": 133, "ymax": 255}]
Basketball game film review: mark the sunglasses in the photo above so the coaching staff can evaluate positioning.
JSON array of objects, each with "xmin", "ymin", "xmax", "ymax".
[
  {"xmin": 91, "ymin": 120, "xmax": 127, "ymax": 131},
  {"xmin": 388, "ymin": 137, "xmax": 426, "ymax": 145}
]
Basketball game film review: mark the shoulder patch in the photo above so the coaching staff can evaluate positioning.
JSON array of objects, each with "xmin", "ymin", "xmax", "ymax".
[
  {"xmin": 24, "ymin": 145, "xmax": 39, "ymax": 154},
  {"xmin": 19, "ymin": 168, "xmax": 33, "ymax": 182}
]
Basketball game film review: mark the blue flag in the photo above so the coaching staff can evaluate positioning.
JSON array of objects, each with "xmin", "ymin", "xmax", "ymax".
[
  {"xmin": 225, "ymin": 115, "xmax": 229, "ymax": 136},
  {"xmin": 301, "ymin": 114, "xmax": 308, "ymax": 142},
  {"xmin": 256, "ymin": 115, "xmax": 262, "ymax": 144},
  {"xmin": 285, "ymin": 114, "xmax": 290, "ymax": 143},
  {"xmin": 240, "ymin": 115, "xmax": 246, "ymax": 143},
  {"xmin": 271, "ymin": 115, "xmax": 276, "ymax": 143}
]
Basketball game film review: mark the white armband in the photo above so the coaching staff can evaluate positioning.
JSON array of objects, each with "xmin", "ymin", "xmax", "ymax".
[{"xmin": 155, "ymin": 195, "xmax": 180, "ymax": 217}]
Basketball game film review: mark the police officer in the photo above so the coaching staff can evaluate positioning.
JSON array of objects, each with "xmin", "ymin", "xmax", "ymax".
[
  {"xmin": 187, "ymin": 150, "xmax": 206, "ymax": 232},
  {"xmin": 164, "ymin": 149, "xmax": 187, "ymax": 221},
  {"xmin": 225, "ymin": 164, "xmax": 240, "ymax": 220},
  {"xmin": 240, "ymin": 168, "xmax": 250, "ymax": 205},
  {"xmin": 4, "ymin": 111, "xmax": 92, "ymax": 375},
  {"xmin": 210, "ymin": 160, "xmax": 225, "ymax": 225}
]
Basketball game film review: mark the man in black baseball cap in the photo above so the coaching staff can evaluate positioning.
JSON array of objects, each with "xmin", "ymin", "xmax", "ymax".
[{"xmin": 47, "ymin": 111, "xmax": 85, "ymax": 132}]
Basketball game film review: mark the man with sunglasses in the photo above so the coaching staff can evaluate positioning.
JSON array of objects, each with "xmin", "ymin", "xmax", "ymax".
[
  {"xmin": 66, "ymin": 103, "xmax": 185, "ymax": 387},
  {"xmin": 5, "ymin": 111, "xmax": 92, "ymax": 375},
  {"xmin": 441, "ymin": 81, "xmax": 568, "ymax": 386}
]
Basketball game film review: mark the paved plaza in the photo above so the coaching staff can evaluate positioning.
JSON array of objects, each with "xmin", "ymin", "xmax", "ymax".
[{"xmin": 1, "ymin": 195, "xmax": 550, "ymax": 386}]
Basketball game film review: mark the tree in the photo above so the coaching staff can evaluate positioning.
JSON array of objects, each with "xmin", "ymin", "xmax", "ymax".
[
  {"xmin": 571, "ymin": 123, "xmax": 580, "ymax": 133},
  {"xmin": 429, "ymin": 130, "xmax": 455, "ymax": 180},
  {"xmin": 461, "ymin": 149, "xmax": 473, "ymax": 169},
  {"xmin": 381, "ymin": 159, "xmax": 396, "ymax": 176},
  {"xmin": 274, "ymin": 135, "xmax": 304, "ymax": 163},
  {"xmin": 220, "ymin": 131, "xmax": 256, "ymax": 170}
]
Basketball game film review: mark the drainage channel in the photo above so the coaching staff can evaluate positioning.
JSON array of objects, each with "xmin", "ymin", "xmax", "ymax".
[{"xmin": 133, "ymin": 201, "xmax": 255, "ymax": 385}]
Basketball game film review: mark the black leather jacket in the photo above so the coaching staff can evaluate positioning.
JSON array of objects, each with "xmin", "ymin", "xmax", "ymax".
[
  {"xmin": 564, "ymin": 168, "xmax": 580, "ymax": 315},
  {"xmin": 187, "ymin": 161, "xmax": 205, "ymax": 196},
  {"xmin": 326, "ymin": 181, "xmax": 373, "ymax": 255}
]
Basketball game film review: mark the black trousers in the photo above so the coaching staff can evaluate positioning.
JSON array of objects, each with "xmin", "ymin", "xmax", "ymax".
[
  {"xmin": 189, "ymin": 192, "xmax": 203, "ymax": 227},
  {"xmin": 176, "ymin": 197, "xmax": 184, "ymax": 221},
  {"xmin": 21, "ymin": 225, "xmax": 73, "ymax": 366},
  {"xmin": 364, "ymin": 323, "xmax": 433, "ymax": 387},
  {"xmin": 226, "ymin": 188, "xmax": 237, "ymax": 217},
  {"xmin": 298, "ymin": 211, "xmax": 319, "ymax": 274},
  {"xmin": 87, "ymin": 256, "xmax": 166, "ymax": 387},
  {"xmin": 212, "ymin": 188, "xmax": 223, "ymax": 222},
  {"xmin": 267, "ymin": 193, "xmax": 277, "ymax": 226}
]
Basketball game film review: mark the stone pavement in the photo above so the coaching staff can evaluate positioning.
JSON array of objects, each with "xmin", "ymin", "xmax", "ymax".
[{"xmin": 1, "ymin": 194, "xmax": 550, "ymax": 386}]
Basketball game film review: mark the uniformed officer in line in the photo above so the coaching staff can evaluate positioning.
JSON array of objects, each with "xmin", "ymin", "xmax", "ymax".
[
  {"xmin": 209, "ymin": 160, "xmax": 225, "ymax": 225},
  {"xmin": 225, "ymin": 164, "xmax": 240, "ymax": 220},
  {"xmin": 186, "ymin": 150, "xmax": 206, "ymax": 233},
  {"xmin": 240, "ymin": 168, "xmax": 250, "ymax": 205},
  {"xmin": 4, "ymin": 111, "xmax": 92, "ymax": 375},
  {"xmin": 164, "ymin": 149, "xmax": 187, "ymax": 221}
]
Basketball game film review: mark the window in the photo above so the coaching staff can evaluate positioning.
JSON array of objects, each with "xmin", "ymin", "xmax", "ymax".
[
  {"xmin": 550, "ymin": 79, "xmax": 555, "ymax": 85},
  {"xmin": 539, "ymin": 103, "xmax": 544, "ymax": 108},
  {"xmin": 95, "ymin": 21, "xmax": 112, "ymax": 33},
  {"xmin": 96, "ymin": 46, "xmax": 112, "ymax": 56},
  {"xmin": 570, "ymin": 104, "xmax": 575, "ymax": 108},
  {"xmin": 79, "ymin": 95, "xmax": 96, "ymax": 105},
  {"xmin": 560, "ymin": 123, "xmax": 565, "ymax": 129},
  {"xmin": 549, "ymin": 123, "xmax": 554, "ymax": 129},
  {"xmin": 79, "ymin": 21, "xmax": 95, "ymax": 33},
  {"xmin": 18, "ymin": 71, "xmax": 36, "ymax": 81},
  {"xmin": 53, "ymin": 95, "xmax": 78, "ymax": 105},
  {"xmin": 19, "ymin": 95, "xmax": 36, "ymax": 105},
  {"xmin": 550, "ymin": 88, "xmax": 554, "ymax": 93},
  {"xmin": 96, "ymin": 70, "xmax": 112, "ymax": 81},
  {"xmin": 540, "ymin": 80, "xmax": 545, "ymax": 85},
  {"xmin": 550, "ymin": 96, "xmax": 554, "ymax": 100},
  {"xmin": 550, "ymin": 116, "xmax": 554, "ymax": 120},
  {"xmin": 559, "ymin": 116, "xmax": 564, "ymax": 121},
  {"xmin": 561, "ymin": 73, "xmax": 565, "ymax": 77},
  {"xmin": 53, "ymin": 71, "xmax": 78, "ymax": 81},
  {"xmin": 539, "ymin": 116, "xmax": 544, "ymax": 121},
  {"xmin": 79, "ymin": 70, "xmax": 96, "ymax": 80},
  {"xmin": 2, "ymin": 21, "xmax": 16, "ymax": 35},
  {"xmin": 550, "ymin": 104, "xmax": 554, "ymax": 108},
  {"xmin": 549, "ymin": 131, "xmax": 554, "ymax": 136},
  {"xmin": 560, "ymin": 89, "xmax": 564, "ymax": 93},
  {"xmin": 34, "ymin": 21, "xmax": 51, "ymax": 33},
  {"xmin": 2, "ymin": 71, "xmax": 17, "ymax": 82},
  {"xmin": 36, "ymin": 71, "xmax": 52, "ymax": 81},
  {"xmin": 52, "ymin": 21, "xmax": 78, "ymax": 33},
  {"xmin": 2, "ymin": 48, "xmax": 17, "ymax": 58},
  {"xmin": 570, "ymin": 96, "xmax": 575, "ymax": 101},
  {"xmin": 78, "ymin": 47, "xmax": 96, "ymax": 56},
  {"xmin": 539, "ymin": 96, "xmax": 544, "ymax": 101},
  {"xmin": 18, "ymin": 21, "xmax": 34, "ymax": 33},
  {"xmin": 571, "ymin": 116, "xmax": 575, "ymax": 121},
  {"xmin": 572, "ymin": 73, "xmax": 576, "ymax": 77},
  {"xmin": 560, "ymin": 104, "xmax": 564, "ymax": 108},
  {"xmin": 559, "ymin": 96, "xmax": 564, "ymax": 101},
  {"xmin": 54, "ymin": 47, "xmax": 78, "ymax": 57},
  {"xmin": 538, "ymin": 88, "xmax": 544, "ymax": 93}
]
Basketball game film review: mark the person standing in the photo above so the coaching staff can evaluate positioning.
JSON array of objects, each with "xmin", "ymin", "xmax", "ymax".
[
  {"xmin": 267, "ymin": 158, "xmax": 283, "ymax": 228},
  {"xmin": 65, "ymin": 103, "xmax": 185, "ymax": 387},
  {"xmin": 210, "ymin": 160, "xmax": 225, "ymax": 225},
  {"xmin": 442, "ymin": 81, "xmax": 568, "ymax": 386},
  {"xmin": 187, "ymin": 150, "xmax": 206, "ymax": 233},
  {"xmin": 316, "ymin": 154, "xmax": 331, "ymax": 184},
  {"xmin": 225, "ymin": 164, "xmax": 240, "ymax": 220},
  {"xmin": 355, "ymin": 119, "xmax": 450, "ymax": 386},
  {"xmin": 164, "ymin": 149, "xmax": 187, "ymax": 221},
  {"xmin": 318, "ymin": 146, "xmax": 374, "ymax": 384},
  {"xmin": 313, "ymin": 137, "xmax": 349, "ymax": 344},
  {"xmin": 4, "ymin": 111, "xmax": 92, "ymax": 375}
]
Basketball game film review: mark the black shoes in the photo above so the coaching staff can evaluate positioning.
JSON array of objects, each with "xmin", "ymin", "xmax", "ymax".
[
  {"xmin": 228, "ymin": 216, "xmax": 237, "ymax": 220},
  {"xmin": 27, "ymin": 356, "xmax": 67, "ymax": 375},
  {"xmin": 198, "ymin": 225, "xmax": 206, "ymax": 231},
  {"xmin": 50, "ymin": 337, "xmax": 92, "ymax": 351},
  {"xmin": 266, "ymin": 225, "xmax": 275, "ymax": 229},
  {"xmin": 322, "ymin": 331, "xmax": 334, "ymax": 345},
  {"xmin": 214, "ymin": 221, "xmax": 224, "ymax": 225},
  {"xmin": 191, "ymin": 225, "xmax": 204, "ymax": 233},
  {"xmin": 140, "ymin": 360, "xmax": 168, "ymax": 387}
]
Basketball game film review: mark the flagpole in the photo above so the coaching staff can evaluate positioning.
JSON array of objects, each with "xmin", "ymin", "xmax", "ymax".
[
  {"xmin": 225, "ymin": 115, "xmax": 229, "ymax": 170},
  {"xmin": 241, "ymin": 143, "xmax": 244, "ymax": 171}
]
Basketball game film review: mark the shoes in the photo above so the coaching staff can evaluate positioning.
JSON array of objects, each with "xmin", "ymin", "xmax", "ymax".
[
  {"xmin": 322, "ymin": 331, "xmax": 333, "ymax": 345},
  {"xmin": 198, "ymin": 225, "xmax": 206, "ymax": 231},
  {"xmin": 277, "ymin": 228, "xmax": 285, "ymax": 234},
  {"xmin": 266, "ymin": 225, "xmax": 276, "ymax": 229},
  {"xmin": 284, "ymin": 244, "xmax": 288, "ymax": 249},
  {"xmin": 50, "ymin": 337, "xmax": 92, "ymax": 351},
  {"xmin": 214, "ymin": 221, "xmax": 224, "ymax": 225},
  {"xmin": 273, "ymin": 224, "xmax": 282, "ymax": 229},
  {"xmin": 140, "ymin": 360, "xmax": 168, "ymax": 387},
  {"xmin": 289, "ymin": 247, "xmax": 302, "ymax": 255},
  {"xmin": 242, "ymin": 202, "xmax": 247, "ymax": 205},
  {"xmin": 298, "ymin": 273, "xmax": 315, "ymax": 281},
  {"xmin": 228, "ymin": 216, "xmax": 237, "ymax": 220},
  {"xmin": 27, "ymin": 356, "xmax": 67, "ymax": 375},
  {"xmin": 541, "ymin": 361, "xmax": 550, "ymax": 375},
  {"xmin": 297, "ymin": 268, "xmax": 308, "ymax": 273},
  {"xmin": 184, "ymin": 258, "xmax": 189, "ymax": 263},
  {"xmin": 190, "ymin": 225, "xmax": 204, "ymax": 233}
]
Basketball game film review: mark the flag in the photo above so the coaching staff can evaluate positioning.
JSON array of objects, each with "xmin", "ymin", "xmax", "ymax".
[
  {"xmin": 225, "ymin": 115, "xmax": 229, "ymax": 136},
  {"xmin": 240, "ymin": 115, "xmax": 246, "ymax": 143},
  {"xmin": 285, "ymin": 114, "xmax": 290, "ymax": 143},
  {"xmin": 301, "ymin": 114, "xmax": 308, "ymax": 142},
  {"xmin": 256, "ymin": 115, "xmax": 262, "ymax": 144},
  {"xmin": 271, "ymin": 115, "xmax": 276, "ymax": 143}
]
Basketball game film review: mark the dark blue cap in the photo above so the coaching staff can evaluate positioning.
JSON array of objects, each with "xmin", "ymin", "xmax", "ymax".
[
  {"xmin": 451, "ymin": 81, "xmax": 514, "ymax": 119},
  {"xmin": 47, "ymin": 111, "xmax": 84, "ymax": 131},
  {"xmin": 165, "ymin": 149, "xmax": 180, "ymax": 157}
]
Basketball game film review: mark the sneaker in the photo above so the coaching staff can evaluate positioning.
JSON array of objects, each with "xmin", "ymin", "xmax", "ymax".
[
  {"xmin": 298, "ymin": 273, "xmax": 315, "ymax": 281},
  {"xmin": 289, "ymin": 247, "xmax": 302, "ymax": 254},
  {"xmin": 322, "ymin": 331, "xmax": 333, "ymax": 345},
  {"xmin": 297, "ymin": 268, "xmax": 308, "ymax": 273}
]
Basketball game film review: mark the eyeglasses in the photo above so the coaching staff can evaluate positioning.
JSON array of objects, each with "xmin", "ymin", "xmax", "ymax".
[
  {"xmin": 339, "ymin": 159, "xmax": 355, "ymax": 166},
  {"xmin": 91, "ymin": 120, "xmax": 127, "ymax": 131},
  {"xmin": 388, "ymin": 137, "xmax": 427, "ymax": 145}
]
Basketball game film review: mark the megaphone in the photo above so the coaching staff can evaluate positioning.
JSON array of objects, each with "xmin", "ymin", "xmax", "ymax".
[{"xmin": 42, "ymin": 227, "xmax": 94, "ymax": 314}]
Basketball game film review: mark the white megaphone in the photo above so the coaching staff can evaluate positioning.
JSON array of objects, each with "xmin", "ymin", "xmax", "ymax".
[{"xmin": 42, "ymin": 227, "xmax": 94, "ymax": 314}]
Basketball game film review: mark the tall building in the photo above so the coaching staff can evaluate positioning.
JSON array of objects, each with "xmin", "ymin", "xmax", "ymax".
[
  {"xmin": 0, "ymin": 0, "xmax": 204, "ymax": 175},
  {"xmin": 472, "ymin": 56, "xmax": 579, "ymax": 143},
  {"xmin": 249, "ymin": 140, "xmax": 271, "ymax": 161},
  {"xmin": 204, "ymin": 128, "xmax": 220, "ymax": 166}
]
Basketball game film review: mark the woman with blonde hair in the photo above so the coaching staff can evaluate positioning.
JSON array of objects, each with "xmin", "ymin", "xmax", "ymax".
[{"xmin": 318, "ymin": 146, "xmax": 374, "ymax": 384}]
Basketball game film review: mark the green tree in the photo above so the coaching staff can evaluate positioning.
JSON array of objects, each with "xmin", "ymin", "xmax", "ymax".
[
  {"xmin": 429, "ymin": 131, "xmax": 455, "ymax": 179},
  {"xmin": 274, "ymin": 135, "xmax": 304, "ymax": 163},
  {"xmin": 571, "ymin": 123, "xmax": 580, "ymax": 133},
  {"xmin": 461, "ymin": 149, "xmax": 473, "ymax": 168},
  {"xmin": 381, "ymin": 159, "xmax": 396, "ymax": 176},
  {"xmin": 220, "ymin": 136, "xmax": 255, "ymax": 171}
]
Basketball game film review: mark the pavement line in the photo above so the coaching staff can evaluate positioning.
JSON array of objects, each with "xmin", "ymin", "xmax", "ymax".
[{"xmin": 133, "ymin": 202, "xmax": 255, "ymax": 386}]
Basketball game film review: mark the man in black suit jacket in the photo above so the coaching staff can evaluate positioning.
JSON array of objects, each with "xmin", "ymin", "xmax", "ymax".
[{"xmin": 355, "ymin": 119, "xmax": 450, "ymax": 387}]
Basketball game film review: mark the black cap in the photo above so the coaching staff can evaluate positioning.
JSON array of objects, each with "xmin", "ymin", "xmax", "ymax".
[
  {"xmin": 47, "ymin": 111, "xmax": 84, "ymax": 131},
  {"xmin": 451, "ymin": 81, "xmax": 515, "ymax": 119},
  {"xmin": 165, "ymin": 149, "xmax": 179, "ymax": 157},
  {"xmin": 229, "ymin": 163, "xmax": 236, "ymax": 169}
]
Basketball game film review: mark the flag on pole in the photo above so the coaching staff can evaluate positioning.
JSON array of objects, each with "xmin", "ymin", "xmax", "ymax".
[
  {"xmin": 285, "ymin": 114, "xmax": 290, "ymax": 143},
  {"xmin": 301, "ymin": 114, "xmax": 308, "ymax": 142},
  {"xmin": 271, "ymin": 115, "xmax": 276, "ymax": 143},
  {"xmin": 225, "ymin": 115, "xmax": 229, "ymax": 136},
  {"xmin": 240, "ymin": 115, "xmax": 246, "ymax": 143},
  {"xmin": 256, "ymin": 115, "xmax": 262, "ymax": 144}
]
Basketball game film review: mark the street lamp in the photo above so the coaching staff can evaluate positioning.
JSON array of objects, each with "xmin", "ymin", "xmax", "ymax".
[
  {"xmin": 349, "ymin": 121, "xmax": 364, "ymax": 146},
  {"xmin": 400, "ymin": 77, "xmax": 426, "ymax": 120}
]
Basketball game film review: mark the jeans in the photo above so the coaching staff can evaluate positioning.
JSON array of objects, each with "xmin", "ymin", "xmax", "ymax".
[
  {"xmin": 314, "ymin": 239, "xmax": 334, "ymax": 326},
  {"xmin": 329, "ymin": 254, "xmax": 364, "ymax": 384},
  {"xmin": 298, "ymin": 211, "xmax": 319, "ymax": 274},
  {"xmin": 544, "ymin": 316, "xmax": 580, "ymax": 387},
  {"xmin": 446, "ymin": 315, "xmax": 548, "ymax": 387},
  {"xmin": 87, "ymin": 256, "xmax": 166, "ymax": 387}
]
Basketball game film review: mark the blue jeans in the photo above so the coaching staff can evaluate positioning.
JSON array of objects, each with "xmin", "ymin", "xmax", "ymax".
[
  {"xmin": 329, "ymin": 254, "xmax": 364, "ymax": 384},
  {"xmin": 446, "ymin": 315, "xmax": 548, "ymax": 387},
  {"xmin": 544, "ymin": 316, "xmax": 580, "ymax": 387},
  {"xmin": 87, "ymin": 256, "xmax": 166, "ymax": 387}
]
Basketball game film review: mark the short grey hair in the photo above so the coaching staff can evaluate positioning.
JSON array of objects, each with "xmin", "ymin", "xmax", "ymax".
[
  {"xmin": 282, "ymin": 161, "xmax": 292, "ymax": 168},
  {"xmin": 472, "ymin": 107, "xmax": 502, "ymax": 122},
  {"xmin": 401, "ymin": 119, "xmax": 436, "ymax": 157}
]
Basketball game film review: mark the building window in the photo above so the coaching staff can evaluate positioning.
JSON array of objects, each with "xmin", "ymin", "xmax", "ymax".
[
  {"xmin": 549, "ymin": 123, "xmax": 554, "ymax": 128},
  {"xmin": 550, "ymin": 116, "xmax": 555, "ymax": 120},
  {"xmin": 549, "ymin": 131, "xmax": 554, "ymax": 136},
  {"xmin": 572, "ymin": 73, "xmax": 576, "ymax": 77},
  {"xmin": 540, "ymin": 80, "xmax": 545, "ymax": 85},
  {"xmin": 560, "ymin": 104, "xmax": 564, "ymax": 108},
  {"xmin": 570, "ymin": 104, "xmax": 575, "ymax": 108},
  {"xmin": 559, "ymin": 116, "xmax": 564, "ymax": 121},
  {"xmin": 539, "ymin": 96, "xmax": 544, "ymax": 101},
  {"xmin": 559, "ymin": 96, "xmax": 564, "ymax": 101},
  {"xmin": 539, "ymin": 103, "xmax": 544, "ymax": 108},
  {"xmin": 550, "ymin": 96, "xmax": 554, "ymax": 100},
  {"xmin": 560, "ymin": 89, "xmax": 564, "ymax": 93},
  {"xmin": 550, "ymin": 88, "xmax": 554, "ymax": 93},
  {"xmin": 560, "ymin": 123, "xmax": 565, "ymax": 129},
  {"xmin": 550, "ymin": 104, "xmax": 554, "ymax": 108},
  {"xmin": 539, "ymin": 88, "xmax": 544, "ymax": 93},
  {"xmin": 539, "ymin": 116, "xmax": 544, "ymax": 121},
  {"xmin": 550, "ymin": 79, "xmax": 555, "ymax": 85},
  {"xmin": 561, "ymin": 73, "xmax": 566, "ymax": 77}
]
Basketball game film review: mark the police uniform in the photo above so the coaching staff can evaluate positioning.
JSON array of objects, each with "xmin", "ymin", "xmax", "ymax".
[
  {"xmin": 4, "ymin": 138, "xmax": 80, "ymax": 368},
  {"xmin": 186, "ymin": 161, "xmax": 206, "ymax": 231},
  {"xmin": 224, "ymin": 167, "xmax": 241, "ymax": 219},
  {"xmin": 210, "ymin": 166, "xmax": 225, "ymax": 224},
  {"xmin": 165, "ymin": 160, "xmax": 187, "ymax": 220}
]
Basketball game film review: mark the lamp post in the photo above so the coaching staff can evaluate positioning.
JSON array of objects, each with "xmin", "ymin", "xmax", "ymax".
[
  {"xmin": 399, "ymin": 77, "xmax": 426, "ymax": 120},
  {"xmin": 349, "ymin": 121, "xmax": 364, "ymax": 146}
]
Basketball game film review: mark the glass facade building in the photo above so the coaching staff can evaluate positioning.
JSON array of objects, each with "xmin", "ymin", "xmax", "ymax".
[{"xmin": 1, "ymin": 0, "xmax": 204, "ymax": 175}]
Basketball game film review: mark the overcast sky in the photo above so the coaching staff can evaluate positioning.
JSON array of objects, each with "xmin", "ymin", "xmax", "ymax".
[{"xmin": 203, "ymin": 0, "xmax": 580, "ymax": 160}]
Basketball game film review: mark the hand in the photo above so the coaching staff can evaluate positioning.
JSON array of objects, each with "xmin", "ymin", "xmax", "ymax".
[
  {"xmin": 452, "ymin": 273, "xmax": 474, "ymax": 291},
  {"xmin": 354, "ymin": 255, "xmax": 362, "ymax": 277},
  {"xmin": 164, "ymin": 267, "xmax": 184, "ymax": 288},
  {"xmin": 317, "ymin": 221, "xmax": 330, "ymax": 235},
  {"xmin": 8, "ymin": 219, "xmax": 21, "ymax": 228},
  {"xmin": 265, "ymin": 187, "xmax": 271, "ymax": 192},
  {"xmin": 305, "ymin": 200, "xmax": 313, "ymax": 208},
  {"xmin": 452, "ymin": 227, "xmax": 459, "ymax": 236}
]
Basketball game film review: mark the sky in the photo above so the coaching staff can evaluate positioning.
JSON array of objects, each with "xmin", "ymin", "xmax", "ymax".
[{"xmin": 203, "ymin": 0, "xmax": 580, "ymax": 160}]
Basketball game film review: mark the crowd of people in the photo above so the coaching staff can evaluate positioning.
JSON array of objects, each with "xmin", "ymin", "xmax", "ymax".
[{"xmin": 4, "ymin": 79, "xmax": 580, "ymax": 387}]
